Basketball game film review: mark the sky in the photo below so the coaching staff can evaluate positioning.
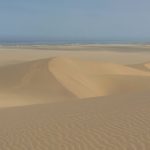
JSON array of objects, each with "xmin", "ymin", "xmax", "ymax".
[{"xmin": 0, "ymin": 0, "xmax": 150, "ymax": 42}]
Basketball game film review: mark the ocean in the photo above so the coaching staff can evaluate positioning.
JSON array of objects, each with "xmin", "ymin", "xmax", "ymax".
[{"xmin": 0, "ymin": 38, "xmax": 149, "ymax": 45}]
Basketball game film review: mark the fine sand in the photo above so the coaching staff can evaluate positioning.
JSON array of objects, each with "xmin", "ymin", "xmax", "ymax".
[{"xmin": 0, "ymin": 45, "xmax": 150, "ymax": 149}]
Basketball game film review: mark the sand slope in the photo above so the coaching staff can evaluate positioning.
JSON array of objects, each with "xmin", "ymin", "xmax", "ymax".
[
  {"xmin": 0, "ymin": 58, "xmax": 75, "ymax": 107},
  {"xmin": 0, "ymin": 57, "xmax": 150, "ymax": 107},
  {"xmin": 130, "ymin": 61, "xmax": 150, "ymax": 71},
  {"xmin": 49, "ymin": 57, "xmax": 150, "ymax": 98},
  {"xmin": 0, "ymin": 93, "xmax": 150, "ymax": 149},
  {"xmin": 0, "ymin": 47, "xmax": 150, "ymax": 149}
]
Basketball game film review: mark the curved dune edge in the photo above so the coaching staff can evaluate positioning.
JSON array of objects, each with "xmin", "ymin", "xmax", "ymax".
[
  {"xmin": 129, "ymin": 61, "xmax": 150, "ymax": 71},
  {"xmin": 0, "ymin": 56, "xmax": 150, "ymax": 107},
  {"xmin": 0, "ymin": 58, "xmax": 76, "ymax": 107},
  {"xmin": 48, "ymin": 57, "xmax": 105, "ymax": 98},
  {"xmin": 48, "ymin": 57, "xmax": 150, "ymax": 98}
]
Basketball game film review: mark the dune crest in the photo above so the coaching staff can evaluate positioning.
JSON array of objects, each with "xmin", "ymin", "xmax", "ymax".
[
  {"xmin": 0, "ymin": 56, "xmax": 150, "ymax": 107},
  {"xmin": 49, "ymin": 57, "xmax": 150, "ymax": 98},
  {"xmin": 0, "ymin": 58, "xmax": 75, "ymax": 107},
  {"xmin": 49, "ymin": 57, "xmax": 104, "ymax": 98}
]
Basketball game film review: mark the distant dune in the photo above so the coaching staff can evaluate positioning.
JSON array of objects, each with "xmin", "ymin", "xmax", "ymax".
[
  {"xmin": 0, "ymin": 45, "xmax": 150, "ymax": 149},
  {"xmin": 129, "ymin": 61, "xmax": 150, "ymax": 71},
  {"xmin": 144, "ymin": 63, "xmax": 150, "ymax": 70}
]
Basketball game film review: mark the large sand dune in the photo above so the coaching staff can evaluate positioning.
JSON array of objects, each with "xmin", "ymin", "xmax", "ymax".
[
  {"xmin": 0, "ymin": 58, "xmax": 75, "ymax": 107},
  {"xmin": 49, "ymin": 57, "xmax": 150, "ymax": 98},
  {"xmin": 0, "ymin": 45, "xmax": 150, "ymax": 149},
  {"xmin": 0, "ymin": 56, "xmax": 150, "ymax": 107}
]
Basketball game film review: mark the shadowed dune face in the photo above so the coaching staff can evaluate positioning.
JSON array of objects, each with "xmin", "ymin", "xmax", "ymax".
[
  {"xmin": 129, "ymin": 62, "xmax": 150, "ymax": 71},
  {"xmin": 0, "ymin": 56, "xmax": 150, "ymax": 107},
  {"xmin": 0, "ymin": 58, "xmax": 75, "ymax": 107}
]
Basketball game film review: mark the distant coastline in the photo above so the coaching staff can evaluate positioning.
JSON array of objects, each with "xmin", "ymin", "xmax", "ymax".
[{"xmin": 0, "ymin": 38, "xmax": 150, "ymax": 46}]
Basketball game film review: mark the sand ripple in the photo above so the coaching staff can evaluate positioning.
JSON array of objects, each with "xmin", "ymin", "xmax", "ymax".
[{"xmin": 0, "ymin": 95, "xmax": 150, "ymax": 149}]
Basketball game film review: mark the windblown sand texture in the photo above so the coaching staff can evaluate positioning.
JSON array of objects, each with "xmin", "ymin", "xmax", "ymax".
[{"xmin": 0, "ymin": 45, "xmax": 150, "ymax": 149}]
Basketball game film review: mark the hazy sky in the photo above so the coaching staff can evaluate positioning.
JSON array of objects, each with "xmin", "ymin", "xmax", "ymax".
[{"xmin": 0, "ymin": 0, "xmax": 150, "ymax": 40}]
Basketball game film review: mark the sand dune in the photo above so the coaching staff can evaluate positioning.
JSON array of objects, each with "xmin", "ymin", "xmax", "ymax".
[
  {"xmin": 49, "ymin": 57, "xmax": 150, "ymax": 98},
  {"xmin": 144, "ymin": 63, "xmax": 150, "ymax": 70},
  {"xmin": 129, "ymin": 61, "xmax": 150, "ymax": 71},
  {"xmin": 0, "ymin": 46, "xmax": 150, "ymax": 149},
  {"xmin": 1, "ymin": 45, "xmax": 150, "ymax": 66},
  {"xmin": 0, "ymin": 58, "xmax": 75, "ymax": 107},
  {"xmin": 0, "ymin": 56, "xmax": 150, "ymax": 107}
]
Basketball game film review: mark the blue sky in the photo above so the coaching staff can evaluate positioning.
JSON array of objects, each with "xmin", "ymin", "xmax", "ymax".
[{"xmin": 0, "ymin": 0, "xmax": 150, "ymax": 41}]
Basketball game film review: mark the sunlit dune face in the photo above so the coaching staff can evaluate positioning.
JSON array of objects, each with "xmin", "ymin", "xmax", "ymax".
[
  {"xmin": 48, "ymin": 57, "xmax": 150, "ymax": 98},
  {"xmin": 144, "ymin": 63, "xmax": 150, "ymax": 70}
]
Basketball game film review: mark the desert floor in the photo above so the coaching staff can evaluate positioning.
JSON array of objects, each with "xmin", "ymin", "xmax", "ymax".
[{"xmin": 0, "ymin": 44, "xmax": 150, "ymax": 149}]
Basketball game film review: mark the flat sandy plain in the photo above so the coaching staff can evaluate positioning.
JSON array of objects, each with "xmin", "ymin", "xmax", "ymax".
[{"xmin": 0, "ymin": 44, "xmax": 150, "ymax": 149}]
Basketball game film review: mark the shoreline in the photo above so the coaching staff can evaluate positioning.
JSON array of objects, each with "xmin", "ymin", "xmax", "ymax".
[{"xmin": 0, "ymin": 43, "xmax": 150, "ymax": 46}]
